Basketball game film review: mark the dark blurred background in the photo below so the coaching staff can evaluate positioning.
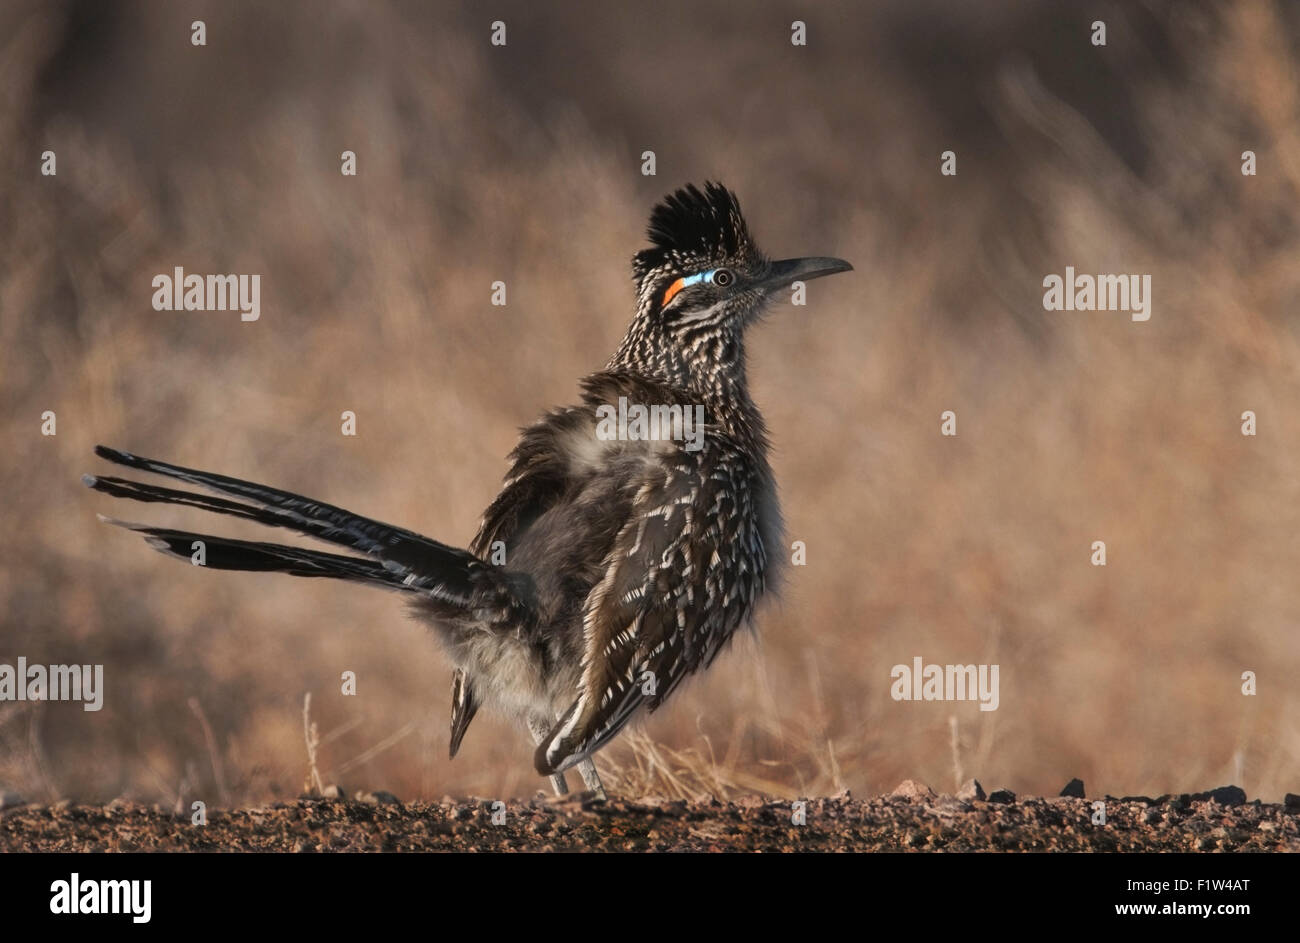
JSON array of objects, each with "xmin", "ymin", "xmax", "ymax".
[{"xmin": 2, "ymin": 0, "xmax": 1298, "ymax": 805}]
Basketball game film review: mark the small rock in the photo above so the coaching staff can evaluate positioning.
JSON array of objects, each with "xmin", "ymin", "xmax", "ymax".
[
  {"xmin": 891, "ymin": 779, "xmax": 936, "ymax": 799},
  {"xmin": 1059, "ymin": 778, "xmax": 1086, "ymax": 798},
  {"xmin": 988, "ymin": 789, "xmax": 1016, "ymax": 804},
  {"xmin": 1284, "ymin": 793, "xmax": 1300, "ymax": 812},
  {"xmin": 321, "ymin": 784, "xmax": 346, "ymax": 800},
  {"xmin": 0, "ymin": 791, "xmax": 27, "ymax": 811},
  {"xmin": 930, "ymin": 796, "xmax": 972, "ymax": 816},
  {"xmin": 956, "ymin": 778, "xmax": 986, "ymax": 801},
  {"xmin": 1199, "ymin": 785, "xmax": 1246, "ymax": 807},
  {"xmin": 357, "ymin": 790, "xmax": 401, "ymax": 806}
]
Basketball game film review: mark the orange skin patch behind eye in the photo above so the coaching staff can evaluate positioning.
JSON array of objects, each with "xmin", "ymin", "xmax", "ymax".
[{"xmin": 662, "ymin": 277, "xmax": 686, "ymax": 307}]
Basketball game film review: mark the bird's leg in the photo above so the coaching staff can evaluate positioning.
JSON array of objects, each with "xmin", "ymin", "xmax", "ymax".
[
  {"xmin": 576, "ymin": 758, "xmax": 607, "ymax": 802},
  {"xmin": 551, "ymin": 706, "xmax": 607, "ymax": 801},
  {"xmin": 527, "ymin": 714, "xmax": 570, "ymax": 796}
]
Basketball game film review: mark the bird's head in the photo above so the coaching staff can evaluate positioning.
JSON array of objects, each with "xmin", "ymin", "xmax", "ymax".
[{"xmin": 617, "ymin": 182, "xmax": 851, "ymax": 386}]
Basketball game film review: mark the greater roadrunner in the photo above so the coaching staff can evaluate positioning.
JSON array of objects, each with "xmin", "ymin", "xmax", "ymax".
[{"xmin": 85, "ymin": 182, "xmax": 851, "ymax": 798}]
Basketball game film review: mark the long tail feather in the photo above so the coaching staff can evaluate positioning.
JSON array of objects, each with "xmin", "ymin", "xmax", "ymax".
[
  {"xmin": 98, "ymin": 515, "xmax": 418, "ymax": 590},
  {"xmin": 91, "ymin": 445, "xmax": 478, "ymax": 595},
  {"xmin": 84, "ymin": 447, "xmax": 532, "ymax": 623},
  {"xmin": 85, "ymin": 446, "xmax": 524, "ymax": 763},
  {"xmin": 84, "ymin": 474, "xmax": 295, "ymax": 529}
]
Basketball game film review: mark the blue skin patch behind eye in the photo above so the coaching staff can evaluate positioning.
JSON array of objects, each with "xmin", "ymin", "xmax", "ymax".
[{"xmin": 662, "ymin": 269, "xmax": 718, "ymax": 308}]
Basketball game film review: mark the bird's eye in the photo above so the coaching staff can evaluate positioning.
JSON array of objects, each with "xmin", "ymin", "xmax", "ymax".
[{"xmin": 711, "ymin": 269, "xmax": 734, "ymax": 287}]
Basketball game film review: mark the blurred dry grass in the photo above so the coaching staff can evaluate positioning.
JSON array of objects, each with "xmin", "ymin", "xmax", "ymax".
[{"xmin": 1, "ymin": 0, "xmax": 1298, "ymax": 806}]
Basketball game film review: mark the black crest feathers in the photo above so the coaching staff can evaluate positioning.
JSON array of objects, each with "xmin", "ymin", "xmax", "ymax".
[{"xmin": 633, "ymin": 182, "xmax": 753, "ymax": 278}]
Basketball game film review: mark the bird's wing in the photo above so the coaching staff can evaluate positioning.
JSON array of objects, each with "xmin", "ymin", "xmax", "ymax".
[
  {"xmin": 447, "ymin": 406, "xmax": 593, "ymax": 756},
  {"xmin": 535, "ymin": 438, "xmax": 769, "ymax": 775},
  {"xmin": 471, "ymin": 407, "xmax": 592, "ymax": 558}
]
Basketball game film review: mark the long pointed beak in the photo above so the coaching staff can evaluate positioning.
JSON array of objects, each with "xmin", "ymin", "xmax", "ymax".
[{"xmin": 758, "ymin": 256, "xmax": 853, "ymax": 292}]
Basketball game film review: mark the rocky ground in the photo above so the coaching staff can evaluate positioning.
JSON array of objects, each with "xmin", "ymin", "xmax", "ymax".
[{"xmin": 3, "ymin": 780, "xmax": 1297, "ymax": 852}]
